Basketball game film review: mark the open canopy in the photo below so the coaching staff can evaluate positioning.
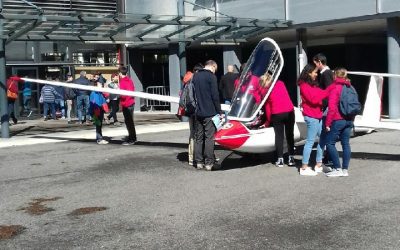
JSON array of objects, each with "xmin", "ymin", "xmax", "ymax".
[
  {"xmin": 228, "ymin": 38, "xmax": 284, "ymax": 122},
  {"xmin": 0, "ymin": 4, "xmax": 291, "ymax": 46}
]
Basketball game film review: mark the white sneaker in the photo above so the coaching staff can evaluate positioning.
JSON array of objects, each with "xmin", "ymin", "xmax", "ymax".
[
  {"xmin": 97, "ymin": 139, "xmax": 109, "ymax": 145},
  {"xmin": 314, "ymin": 164, "xmax": 323, "ymax": 173},
  {"xmin": 300, "ymin": 167, "xmax": 318, "ymax": 176},
  {"xmin": 326, "ymin": 169, "xmax": 344, "ymax": 177},
  {"xmin": 342, "ymin": 169, "xmax": 349, "ymax": 177}
]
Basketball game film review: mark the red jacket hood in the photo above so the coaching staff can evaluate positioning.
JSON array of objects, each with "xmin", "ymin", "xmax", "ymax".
[
  {"xmin": 325, "ymin": 78, "xmax": 352, "ymax": 127},
  {"xmin": 333, "ymin": 78, "xmax": 351, "ymax": 86}
]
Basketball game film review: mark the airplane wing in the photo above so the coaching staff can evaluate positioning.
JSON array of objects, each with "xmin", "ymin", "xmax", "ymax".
[{"xmin": 21, "ymin": 77, "xmax": 232, "ymax": 111}]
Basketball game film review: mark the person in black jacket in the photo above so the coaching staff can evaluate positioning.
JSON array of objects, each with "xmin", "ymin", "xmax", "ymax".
[
  {"xmin": 65, "ymin": 74, "xmax": 76, "ymax": 124},
  {"xmin": 192, "ymin": 60, "xmax": 222, "ymax": 171},
  {"xmin": 313, "ymin": 53, "xmax": 334, "ymax": 170},
  {"xmin": 219, "ymin": 65, "xmax": 238, "ymax": 105},
  {"xmin": 313, "ymin": 53, "xmax": 333, "ymax": 90}
]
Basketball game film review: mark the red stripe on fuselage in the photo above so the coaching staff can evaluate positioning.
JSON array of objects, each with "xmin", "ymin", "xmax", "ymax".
[{"xmin": 214, "ymin": 120, "xmax": 250, "ymax": 150}]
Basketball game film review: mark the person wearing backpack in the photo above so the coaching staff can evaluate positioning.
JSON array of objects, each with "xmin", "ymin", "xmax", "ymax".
[
  {"xmin": 179, "ymin": 63, "xmax": 203, "ymax": 166},
  {"xmin": 192, "ymin": 60, "xmax": 222, "ymax": 171},
  {"xmin": 324, "ymin": 67, "xmax": 357, "ymax": 177}
]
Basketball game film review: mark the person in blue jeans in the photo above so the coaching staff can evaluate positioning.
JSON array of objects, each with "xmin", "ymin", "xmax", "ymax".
[
  {"xmin": 298, "ymin": 64, "xmax": 328, "ymax": 176},
  {"xmin": 324, "ymin": 67, "xmax": 354, "ymax": 177},
  {"xmin": 325, "ymin": 120, "xmax": 353, "ymax": 177},
  {"xmin": 74, "ymin": 71, "xmax": 91, "ymax": 124},
  {"xmin": 22, "ymin": 78, "xmax": 32, "ymax": 117},
  {"xmin": 41, "ymin": 84, "xmax": 62, "ymax": 120}
]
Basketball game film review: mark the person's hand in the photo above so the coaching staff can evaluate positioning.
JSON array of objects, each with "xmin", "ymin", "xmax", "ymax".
[{"xmin": 326, "ymin": 126, "xmax": 330, "ymax": 132}]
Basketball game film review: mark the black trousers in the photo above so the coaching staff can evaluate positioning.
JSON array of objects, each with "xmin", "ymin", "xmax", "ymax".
[
  {"xmin": 271, "ymin": 110, "xmax": 295, "ymax": 158},
  {"xmin": 122, "ymin": 105, "xmax": 137, "ymax": 141},
  {"xmin": 107, "ymin": 99, "xmax": 119, "ymax": 122},
  {"xmin": 96, "ymin": 111, "xmax": 104, "ymax": 141},
  {"xmin": 194, "ymin": 116, "xmax": 216, "ymax": 166}
]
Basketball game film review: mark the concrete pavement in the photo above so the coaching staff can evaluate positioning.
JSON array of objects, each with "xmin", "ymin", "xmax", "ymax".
[
  {"xmin": 0, "ymin": 111, "xmax": 185, "ymax": 148},
  {"xmin": 1, "ymin": 112, "xmax": 400, "ymax": 249}
]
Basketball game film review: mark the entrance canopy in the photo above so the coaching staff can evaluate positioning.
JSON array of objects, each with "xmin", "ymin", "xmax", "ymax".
[{"xmin": 1, "ymin": 9, "xmax": 291, "ymax": 46}]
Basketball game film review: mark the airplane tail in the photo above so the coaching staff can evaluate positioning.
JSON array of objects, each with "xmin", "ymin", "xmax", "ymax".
[{"xmin": 358, "ymin": 75, "xmax": 384, "ymax": 124}]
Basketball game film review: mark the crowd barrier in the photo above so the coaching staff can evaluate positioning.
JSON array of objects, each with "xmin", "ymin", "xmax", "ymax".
[{"xmin": 145, "ymin": 86, "xmax": 170, "ymax": 111}]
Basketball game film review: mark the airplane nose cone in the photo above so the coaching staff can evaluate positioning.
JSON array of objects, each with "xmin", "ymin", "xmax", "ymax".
[{"xmin": 214, "ymin": 120, "xmax": 250, "ymax": 150}]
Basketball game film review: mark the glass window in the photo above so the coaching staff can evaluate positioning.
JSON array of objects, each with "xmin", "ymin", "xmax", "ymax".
[
  {"xmin": 41, "ymin": 53, "xmax": 65, "ymax": 62},
  {"xmin": 72, "ymin": 52, "xmax": 118, "ymax": 66}
]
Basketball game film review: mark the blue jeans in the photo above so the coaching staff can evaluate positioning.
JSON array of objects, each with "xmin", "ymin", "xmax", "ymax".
[
  {"xmin": 302, "ymin": 116, "xmax": 323, "ymax": 165},
  {"xmin": 7, "ymin": 100, "xmax": 17, "ymax": 122},
  {"xmin": 43, "ymin": 102, "xmax": 56, "ymax": 119},
  {"xmin": 325, "ymin": 120, "xmax": 353, "ymax": 170},
  {"xmin": 55, "ymin": 99, "xmax": 65, "ymax": 117},
  {"xmin": 23, "ymin": 95, "xmax": 31, "ymax": 112},
  {"xmin": 77, "ymin": 95, "xmax": 89, "ymax": 122}
]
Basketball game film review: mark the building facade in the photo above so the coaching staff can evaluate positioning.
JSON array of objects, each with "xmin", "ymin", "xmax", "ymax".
[{"xmin": 2, "ymin": 0, "xmax": 400, "ymax": 118}]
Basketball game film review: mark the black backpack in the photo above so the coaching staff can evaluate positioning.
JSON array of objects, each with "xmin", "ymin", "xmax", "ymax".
[
  {"xmin": 178, "ymin": 77, "xmax": 197, "ymax": 116},
  {"xmin": 339, "ymin": 85, "xmax": 362, "ymax": 118}
]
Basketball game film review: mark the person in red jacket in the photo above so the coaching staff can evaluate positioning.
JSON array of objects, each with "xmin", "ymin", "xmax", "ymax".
[
  {"xmin": 7, "ymin": 76, "xmax": 22, "ymax": 124},
  {"xmin": 118, "ymin": 66, "xmax": 137, "ymax": 145},
  {"xmin": 324, "ymin": 67, "xmax": 354, "ymax": 177},
  {"xmin": 298, "ymin": 64, "xmax": 328, "ymax": 176},
  {"xmin": 261, "ymin": 73, "xmax": 295, "ymax": 167}
]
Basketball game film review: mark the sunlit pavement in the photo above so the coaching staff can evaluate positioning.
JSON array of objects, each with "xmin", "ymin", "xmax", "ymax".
[{"xmin": 1, "ymin": 117, "xmax": 400, "ymax": 249}]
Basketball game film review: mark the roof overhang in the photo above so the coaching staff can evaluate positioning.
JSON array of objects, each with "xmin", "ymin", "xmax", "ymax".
[{"xmin": 0, "ymin": 9, "xmax": 291, "ymax": 47}]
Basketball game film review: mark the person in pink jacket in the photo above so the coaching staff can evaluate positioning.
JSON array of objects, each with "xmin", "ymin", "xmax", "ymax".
[
  {"xmin": 119, "ymin": 66, "xmax": 137, "ymax": 145},
  {"xmin": 261, "ymin": 73, "xmax": 295, "ymax": 167},
  {"xmin": 298, "ymin": 64, "xmax": 328, "ymax": 176},
  {"xmin": 324, "ymin": 67, "xmax": 354, "ymax": 177}
]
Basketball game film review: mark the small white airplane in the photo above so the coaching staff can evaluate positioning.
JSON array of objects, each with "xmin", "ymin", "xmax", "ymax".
[
  {"xmin": 213, "ymin": 38, "xmax": 397, "ymax": 153},
  {"xmin": 22, "ymin": 37, "xmax": 400, "ymax": 154}
]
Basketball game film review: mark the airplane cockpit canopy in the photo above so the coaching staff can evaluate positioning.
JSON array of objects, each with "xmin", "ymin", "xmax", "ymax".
[{"xmin": 228, "ymin": 38, "xmax": 284, "ymax": 122}]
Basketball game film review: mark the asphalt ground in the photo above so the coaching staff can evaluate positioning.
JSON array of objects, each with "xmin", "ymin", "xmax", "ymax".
[{"xmin": 0, "ymin": 115, "xmax": 400, "ymax": 249}]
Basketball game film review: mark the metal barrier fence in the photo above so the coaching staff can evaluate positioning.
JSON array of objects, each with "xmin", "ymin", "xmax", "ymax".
[{"xmin": 145, "ymin": 86, "xmax": 170, "ymax": 111}]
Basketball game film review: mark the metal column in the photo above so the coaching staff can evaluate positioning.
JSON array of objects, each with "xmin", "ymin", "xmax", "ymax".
[
  {"xmin": 387, "ymin": 17, "xmax": 400, "ymax": 119},
  {"xmin": 172, "ymin": 0, "xmax": 186, "ymax": 115},
  {"xmin": 0, "ymin": 0, "xmax": 10, "ymax": 138},
  {"xmin": 168, "ymin": 43, "xmax": 180, "ymax": 113},
  {"xmin": 178, "ymin": 0, "xmax": 186, "ymax": 81}
]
